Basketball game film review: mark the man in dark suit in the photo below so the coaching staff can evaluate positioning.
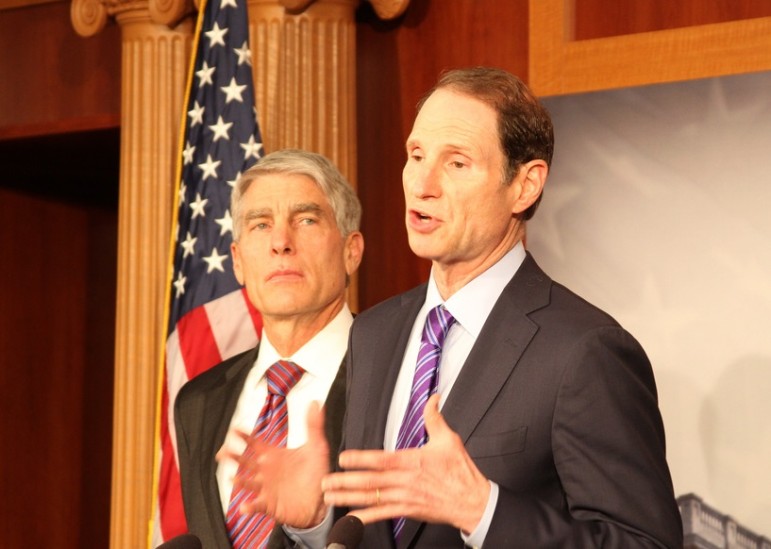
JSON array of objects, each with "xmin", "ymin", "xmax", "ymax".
[
  {"xmin": 174, "ymin": 149, "xmax": 364, "ymax": 549},
  {"xmin": 236, "ymin": 68, "xmax": 683, "ymax": 548}
]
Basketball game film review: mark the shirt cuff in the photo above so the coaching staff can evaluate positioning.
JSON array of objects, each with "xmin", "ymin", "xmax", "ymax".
[
  {"xmin": 460, "ymin": 481, "xmax": 498, "ymax": 549},
  {"xmin": 283, "ymin": 507, "xmax": 333, "ymax": 549}
]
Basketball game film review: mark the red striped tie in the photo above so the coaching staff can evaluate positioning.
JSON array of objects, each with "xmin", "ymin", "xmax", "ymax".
[{"xmin": 226, "ymin": 360, "xmax": 305, "ymax": 548}]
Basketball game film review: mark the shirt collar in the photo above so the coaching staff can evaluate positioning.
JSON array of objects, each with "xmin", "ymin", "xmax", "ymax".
[
  {"xmin": 426, "ymin": 242, "xmax": 526, "ymax": 338},
  {"xmin": 255, "ymin": 304, "xmax": 353, "ymax": 380}
]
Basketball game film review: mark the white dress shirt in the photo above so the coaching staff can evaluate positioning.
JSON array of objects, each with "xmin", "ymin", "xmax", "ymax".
[{"xmin": 215, "ymin": 304, "xmax": 353, "ymax": 515}]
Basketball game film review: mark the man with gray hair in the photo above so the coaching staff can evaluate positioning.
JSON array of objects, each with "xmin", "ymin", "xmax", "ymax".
[{"xmin": 174, "ymin": 149, "xmax": 364, "ymax": 548}]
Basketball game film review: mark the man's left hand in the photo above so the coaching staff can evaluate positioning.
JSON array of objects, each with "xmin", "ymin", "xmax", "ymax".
[{"xmin": 321, "ymin": 394, "xmax": 490, "ymax": 534}]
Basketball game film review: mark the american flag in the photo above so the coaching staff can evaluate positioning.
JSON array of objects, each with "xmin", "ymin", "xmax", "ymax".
[{"xmin": 152, "ymin": 0, "xmax": 264, "ymax": 543}]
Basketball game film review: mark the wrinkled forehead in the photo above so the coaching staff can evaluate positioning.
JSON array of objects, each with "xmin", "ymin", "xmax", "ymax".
[
  {"xmin": 412, "ymin": 88, "xmax": 497, "ymax": 132},
  {"xmin": 407, "ymin": 88, "xmax": 501, "ymax": 155}
]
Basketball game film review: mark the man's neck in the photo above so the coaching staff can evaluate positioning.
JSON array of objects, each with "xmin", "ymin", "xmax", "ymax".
[
  {"xmin": 262, "ymin": 299, "xmax": 345, "ymax": 357},
  {"xmin": 433, "ymin": 226, "xmax": 525, "ymax": 300}
]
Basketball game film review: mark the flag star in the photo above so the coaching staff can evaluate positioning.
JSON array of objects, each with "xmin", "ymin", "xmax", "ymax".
[
  {"xmin": 203, "ymin": 247, "xmax": 228, "ymax": 273},
  {"xmin": 188, "ymin": 101, "xmax": 205, "ymax": 126},
  {"xmin": 209, "ymin": 116, "xmax": 233, "ymax": 142},
  {"xmin": 240, "ymin": 135, "xmax": 263, "ymax": 161},
  {"xmin": 234, "ymin": 41, "xmax": 252, "ymax": 66},
  {"xmin": 221, "ymin": 77, "xmax": 247, "ymax": 104},
  {"xmin": 173, "ymin": 271, "xmax": 187, "ymax": 298},
  {"xmin": 196, "ymin": 61, "xmax": 215, "ymax": 87},
  {"xmin": 220, "ymin": 0, "xmax": 238, "ymax": 8},
  {"xmin": 227, "ymin": 172, "xmax": 241, "ymax": 188},
  {"xmin": 215, "ymin": 210, "xmax": 233, "ymax": 236},
  {"xmin": 198, "ymin": 154, "xmax": 221, "ymax": 179},
  {"xmin": 190, "ymin": 193, "xmax": 209, "ymax": 218},
  {"xmin": 205, "ymin": 22, "xmax": 228, "ymax": 48},
  {"xmin": 181, "ymin": 231, "xmax": 198, "ymax": 257},
  {"xmin": 178, "ymin": 181, "xmax": 187, "ymax": 205},
  {"xmin": 182, "ymin": 142, "xmax": 196, "ymax": 165}
]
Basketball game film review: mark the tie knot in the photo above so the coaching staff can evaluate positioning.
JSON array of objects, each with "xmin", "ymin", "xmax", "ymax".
[
  {"xmin": 423, "ymin": 305, "xmax": 456, "ymax": 348},
  {"xmin": 266, "ymin": 360, "xmax": 304, "ymax": 396}
]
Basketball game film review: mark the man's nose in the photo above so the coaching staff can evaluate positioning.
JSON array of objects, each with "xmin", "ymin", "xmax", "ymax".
[
  {"xmin": 270, "ymin": 222, "xmax": 294, "ymax": 255},
  {"xmin": 407, "ymin": 161, "xmax": 441, "ymax": 199}
]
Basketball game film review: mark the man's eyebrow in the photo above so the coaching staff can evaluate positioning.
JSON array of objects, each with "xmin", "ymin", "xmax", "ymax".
[
  {"xmin": 243, "ymin": 208, "xmax": 272, "ymax": 221},
  {"xmin": 241, "ymin": 203, "xmax": 325, "ymax": 223},
  {"xmin": 291, "ymin": 202, "xmax": 324, "ymax": 215},
  {"xmin": 441, "ymin": 140, "xmax": 477, "ymax": 155},
  {"xmin": 405, "ymin": 138, "xmax": 475, "ymax": 155}
]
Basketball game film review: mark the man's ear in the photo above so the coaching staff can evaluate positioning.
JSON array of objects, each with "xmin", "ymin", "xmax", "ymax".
[
  {"xmin": 344, "ymin": 231, "xmax": 365, "ymax": 276},
  {"xmin": 511, "ymin": 159, "xmax": 548, "ymax": 215},
  {"xmin": 231, "ymin": 241, "xmax": 245, "ymax": 285}
]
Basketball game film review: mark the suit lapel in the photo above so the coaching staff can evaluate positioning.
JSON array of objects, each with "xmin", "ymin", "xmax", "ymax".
[
  {"xmin": 199, "ymin": 347, "xmax": 258, "ymax": 544},
  {"xmin": 442, "ymin": 253, "xmax": 550, "ymax": 442},
  {"xmin": 323, "ymin": 357, "xmax": 347, "ymax": 467},
  {"xmin": 442, "ymin": 314, "xmax": 535, "ymax": 445},
  {"xmin": 362, "ymin": 285, "xmax": 427, "ymax": 451}
]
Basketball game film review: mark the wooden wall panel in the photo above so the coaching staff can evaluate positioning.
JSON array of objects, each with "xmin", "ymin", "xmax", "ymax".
[
  {"xmin": 0, "ymin": 187, "xmax": 115, "ymax": 548},
  {"xmin": 355, "ymin": 0, "xmax": 530, "ymax": 309},
  {"xmin": 529, "ymin": 0, "xmax": 771, "ymax": 97},
  {"xmin": 0, "ymin": 1, "xmax": 120, "ymax": 138},
  {"xmin": 574, "ymin": 0, "xmax": 771, "ymax": 40}
]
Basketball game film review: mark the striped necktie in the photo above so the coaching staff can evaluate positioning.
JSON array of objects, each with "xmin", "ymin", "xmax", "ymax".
[
  {"xmin": 226, "ymin": 360, "xmax": 304, "ymax": 548},
  {"xmin": 393, "ymin": 305, "xmax": 456, "ymax": 539}
]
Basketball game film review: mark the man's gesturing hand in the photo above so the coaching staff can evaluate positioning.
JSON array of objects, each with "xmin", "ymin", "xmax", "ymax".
[
  {"xmin": 217, "ymin": 401, "xmax": 330, "ymax": 529},
  {"xmin": 321, "ymin": 394, "xmax": 490, "ymax": 534}
]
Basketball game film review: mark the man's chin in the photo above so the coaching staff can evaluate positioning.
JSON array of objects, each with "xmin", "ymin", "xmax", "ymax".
[
  {"xmin": 406, "ymin": 235, "xmax": 442, "ymax": 261},
  {"xmin": 256, "ymin": 297, "xmax": 306, "ymax": 318}
]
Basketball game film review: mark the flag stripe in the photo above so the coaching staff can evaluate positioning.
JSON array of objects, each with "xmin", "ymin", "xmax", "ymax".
[
  {"xmin": 205, "ymin": 288, "xmax": 260, "ymax": 358},
  {"xmin": 158, "ymin": 419, "xmax": 184, "ymax": 540},
  {"xmin": 177, "ymin": 305, "xmax": 224, "ymax": 380},
  {"xmin": 242, "ymin": 288, "xmax": 264, "ymax": 337}
]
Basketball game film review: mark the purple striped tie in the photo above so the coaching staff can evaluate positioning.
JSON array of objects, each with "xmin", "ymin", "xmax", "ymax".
[
  {"xmin": 393, "ymin": 305, "xmax": 456, "ymax": 539},
  {"xmin": 226, "ymin": 360, "xmax": 304, "ymax": 548}
]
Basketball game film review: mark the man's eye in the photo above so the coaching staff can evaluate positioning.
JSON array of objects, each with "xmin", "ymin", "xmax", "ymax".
[
  {"xmin": 299, "ymin": 217, "xmax": 316, "ymax": 226},
  {"xmin": 450, "ymin": 160, "xmax": 466, "ymax": 169}
]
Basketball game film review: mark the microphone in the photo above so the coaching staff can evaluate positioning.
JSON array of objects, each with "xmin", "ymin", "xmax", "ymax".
[
  {"xmin": 326, "ymin": 515, "xmax": 364, "ymax": 548},
  {"xmin": 156, "ymin": 534, "xmax": 202, "ymax": 549}
]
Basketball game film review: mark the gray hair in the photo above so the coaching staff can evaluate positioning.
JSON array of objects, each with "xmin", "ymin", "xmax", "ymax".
[{"xmin": 231, "ymin": 149, "xmax": 362, "ymax": 242}]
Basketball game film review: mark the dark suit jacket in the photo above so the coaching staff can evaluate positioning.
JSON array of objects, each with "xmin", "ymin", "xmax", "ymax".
[
  {"xmin": 342, "ymin": 253, "xmax": 683, "ymax": 548},
  {"xmin": 175, "ymin": 345, "xmax": 347, "ymax": 549}
]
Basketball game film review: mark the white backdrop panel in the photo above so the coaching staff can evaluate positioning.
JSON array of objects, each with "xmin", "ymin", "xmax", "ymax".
[{"xmin": 530, "ymin": 71, "xmax": 771, "ymax": 535}]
